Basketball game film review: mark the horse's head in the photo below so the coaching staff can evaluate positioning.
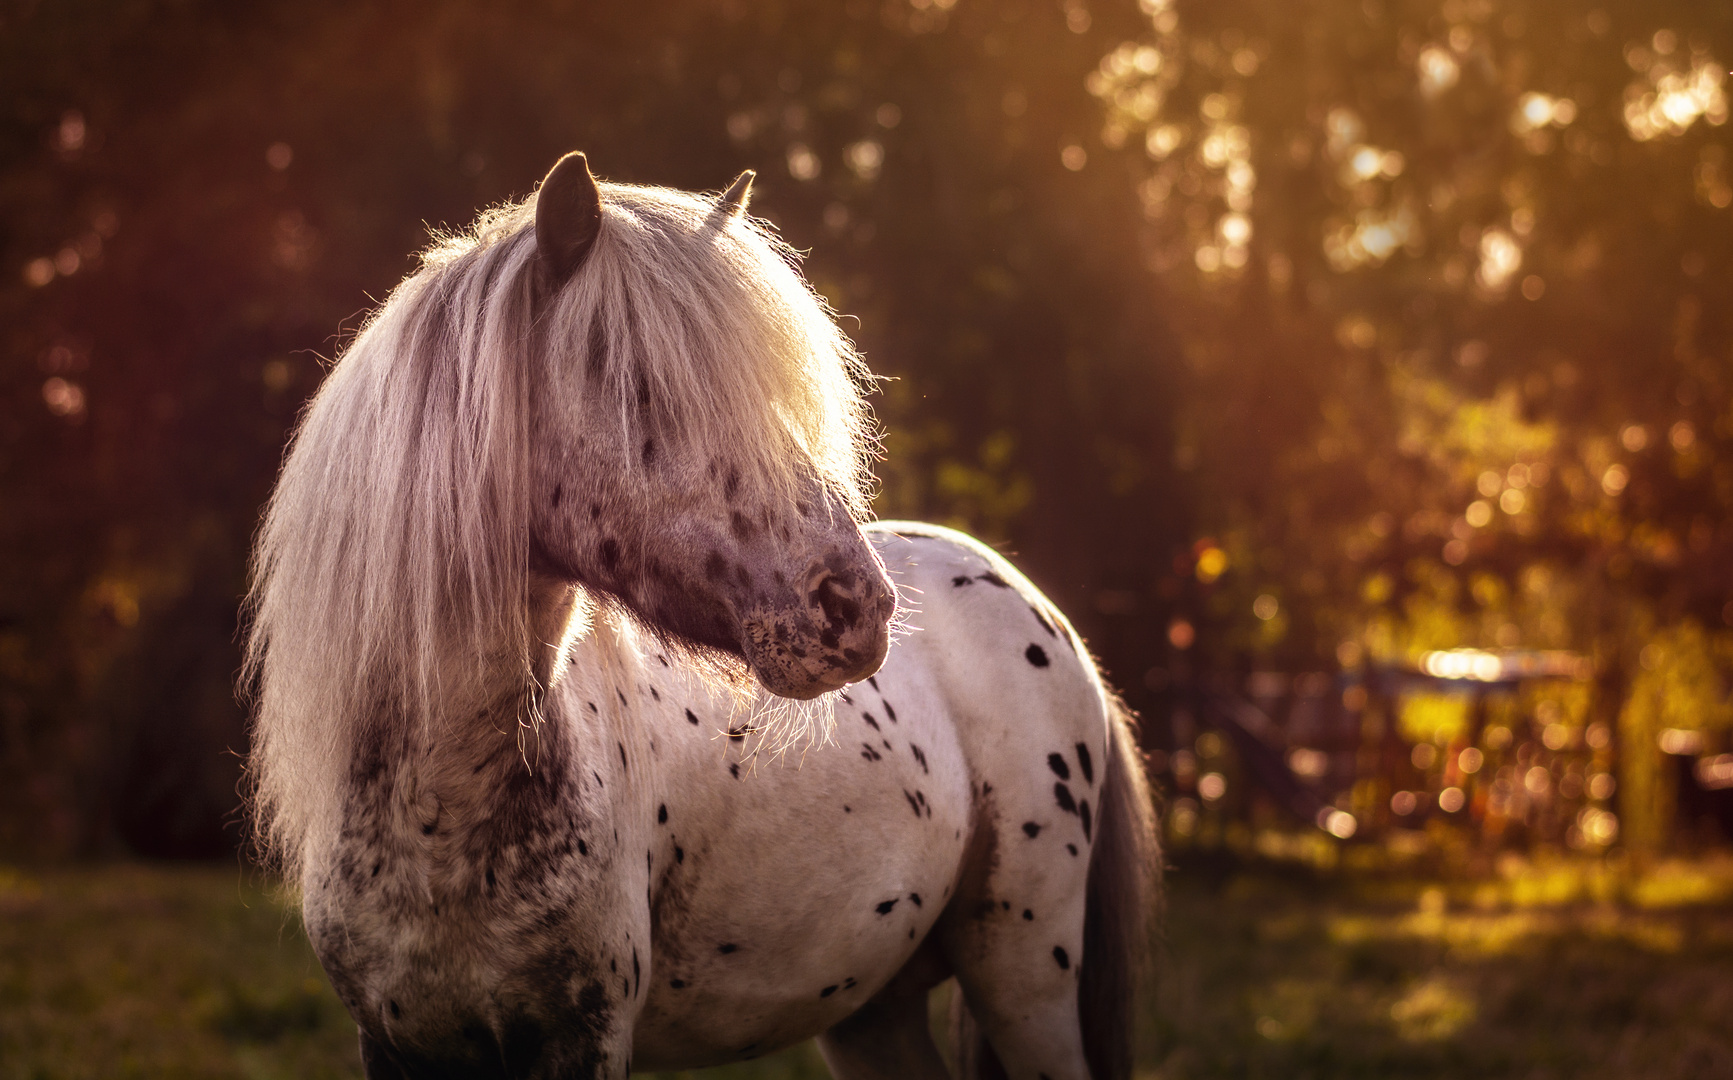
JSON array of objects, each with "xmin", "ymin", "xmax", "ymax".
[{"xmin": 525, "ymin": 153, "xmax": 895, "ymax": 699}]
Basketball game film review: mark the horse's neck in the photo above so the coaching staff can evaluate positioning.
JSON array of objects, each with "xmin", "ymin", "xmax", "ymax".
[{"xmin": 381, "ymin": 578, "xmax": 603, "ymax": 825}]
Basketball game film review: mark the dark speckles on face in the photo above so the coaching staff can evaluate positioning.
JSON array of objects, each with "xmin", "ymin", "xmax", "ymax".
[
  {"xmin": 820, "ymin": 984, "xmax": 837, "ymax": 998},
  {"xmin": 657, "ymin": 804, "xmax": 668, "ymax": 824},
  {"xmin": 1053, "ymin": 945, "xmax": 1070, "ymax": 970},
  {"xmin": 1022, "ymin": 821, "xmax": 1041, "ymax": 838},
  {"xmin": 1026, "ymin": 644, "xmax": 1050, "ymax": 668},
  {"xmin": 952, "ymin": 575, "xmax": 972, "ymax": 587},
  {"xmin": 717, "ymin": 943, "xmax": 738, "ymax": 954},
  {"xmin": 875, "ymin": 899, "xmax": 898, "ymax": 915},
  {"xmin": 978, "ymin": 571, "xmax": 1010, "ymax": 588},
  {"xmin": 1075, "ymin": 742, "xmax": 1095, "ymax": 785},
  {"xmin": 686, "ymin": 709, "xmax": 700, "ymax": 725},
  {"xmin": 1047, "ymin": 753, "xmax": 1070, "ymax": 781},
  {"xmin": 1080, "ymin": 800, "xmax": 1093, "ymax": 841}
]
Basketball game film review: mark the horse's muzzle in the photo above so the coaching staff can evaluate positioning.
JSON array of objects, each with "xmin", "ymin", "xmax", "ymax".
[{"xmin": 739, "ymin": 559, "xmax": 894, "ymax": 699}]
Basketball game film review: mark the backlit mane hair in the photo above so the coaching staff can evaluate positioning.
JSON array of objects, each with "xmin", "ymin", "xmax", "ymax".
[{"xmin": 242, "ymin": 179, "xmax": 874, "ymax": 878}]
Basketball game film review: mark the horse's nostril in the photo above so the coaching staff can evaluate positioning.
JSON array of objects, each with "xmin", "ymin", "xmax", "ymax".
[{"xmin": 811, "ymin": 573, "xmax": 862, "ymax": 630}]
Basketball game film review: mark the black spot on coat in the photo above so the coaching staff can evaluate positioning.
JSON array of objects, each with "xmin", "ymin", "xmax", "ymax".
[
  {"xmin": 1022, "ymin": 821, "xmax": 1041, "ymax": 838},
  {"xmin": 1054, "ymin": 783, "xmax": 1077, "ymax": 814},
  {"xmin": 1026, "ymin": 644, "xmax": 1050, "ymax": 667},
  {"xmin": 1075, "ymin": 742, "xmax": 1095, "ymax": 785},
  {"xmin": 875, "ymin": 899, "xmax": 898, "ymax": 915},
  {"xmin": 1048, "ymin": 753, "xmax": 1070, "ymax": 780},
  {"xmin": 1053, "ymin": 946, "xmax": 1070, "ymax": 970}
]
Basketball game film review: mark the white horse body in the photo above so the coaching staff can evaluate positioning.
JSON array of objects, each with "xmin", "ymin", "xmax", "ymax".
[
  {"xmin": 250, "ymin": 154, "xmax": 1155, "ymax": 1080},
  {"xmin": 303, "ymin": 524, "xmax": 1117, "ymax": 1076}
]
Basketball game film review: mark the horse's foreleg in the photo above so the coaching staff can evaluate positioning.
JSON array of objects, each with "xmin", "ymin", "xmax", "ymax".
[{"xmin": 816, "ymin": 989, "xmax": 949, "ymax": 1080}]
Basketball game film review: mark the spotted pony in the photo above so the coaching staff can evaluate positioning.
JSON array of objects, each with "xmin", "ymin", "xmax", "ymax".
[{"xmin": 242, "ymin": 152, "xmax": 1158, "ymax": 1080}]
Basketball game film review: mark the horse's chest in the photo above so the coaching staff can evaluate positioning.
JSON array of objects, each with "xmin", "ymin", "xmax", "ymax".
[
  {"xmin": 629, "ymin": 685, "xmax": 971, "ymax": 1067},
  {"xmin": 303, "ymin": 735, "xmax": 652, "ymax": 1075}
]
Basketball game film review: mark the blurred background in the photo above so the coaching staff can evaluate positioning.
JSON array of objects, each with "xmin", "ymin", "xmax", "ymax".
[{"xmin": 5, "ymin": 0, "xmax": 1733, "ymax": 1076}]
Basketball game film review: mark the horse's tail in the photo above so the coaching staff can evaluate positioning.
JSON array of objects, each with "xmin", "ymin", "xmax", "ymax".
[
  {"xmin": 1078, "ymin": 691, "xmax": 1160, "ymax": 1080},
  {"xmin": 950, "ymin": 691, "xmax": 1160, "ymax": 1080}
]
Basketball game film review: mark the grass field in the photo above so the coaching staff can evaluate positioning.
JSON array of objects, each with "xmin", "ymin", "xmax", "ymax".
[{"xmin": 3, "ymin": 857, "xmax": 1732, "ymax": 1079}]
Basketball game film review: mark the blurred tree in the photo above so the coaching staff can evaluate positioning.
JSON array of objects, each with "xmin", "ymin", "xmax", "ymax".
[{"xmin": 1088, "ymin": 0, "xmax": 1733, "ymax": 849}]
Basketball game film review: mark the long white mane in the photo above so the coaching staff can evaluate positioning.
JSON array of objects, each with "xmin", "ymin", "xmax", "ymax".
[{"xmin": 243, "ymin": 179, "xmax": 874, "ymax": 877}]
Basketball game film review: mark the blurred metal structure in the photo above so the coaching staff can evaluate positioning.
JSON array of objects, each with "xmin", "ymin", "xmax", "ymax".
[{"xmin": 1147, "ymin": 651, "xmax": 1733, "ymax": 855}]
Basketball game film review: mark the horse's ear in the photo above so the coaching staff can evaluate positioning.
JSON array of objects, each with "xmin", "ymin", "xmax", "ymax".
[
  {"xmin": 719, "ymin": 170, "xmax": 755, "ymax": 215},
  {"xmin": 536, "ymin": 152, "xmax": 603, "ymax": 283}
]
